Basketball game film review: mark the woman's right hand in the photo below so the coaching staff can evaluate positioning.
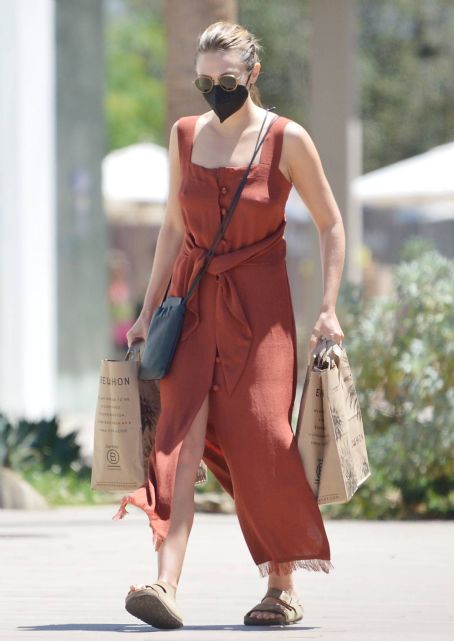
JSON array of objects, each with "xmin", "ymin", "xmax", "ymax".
[{"xmin": 126, "ymin": 311, "xmax": 153, "ymax": 349}]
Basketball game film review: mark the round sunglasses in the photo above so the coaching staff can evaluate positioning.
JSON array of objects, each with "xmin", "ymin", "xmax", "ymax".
[{"xmin": 193, "ymin": 70, "xmax": 252, "ymax": 94}]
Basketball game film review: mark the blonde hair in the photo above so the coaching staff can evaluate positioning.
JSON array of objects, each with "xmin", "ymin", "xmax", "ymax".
[{"xmin": 195, "ymin": 21, "xmax": 263, "ymax": 107}]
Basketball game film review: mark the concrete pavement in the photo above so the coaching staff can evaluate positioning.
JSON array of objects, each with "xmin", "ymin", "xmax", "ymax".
[{"xmin": 1, "ymin": 505, "xmax": 453, "ymax": 640}]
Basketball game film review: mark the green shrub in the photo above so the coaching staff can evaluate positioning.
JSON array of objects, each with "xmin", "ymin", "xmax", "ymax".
[
  {"xmin": 323, "ymin": 238, "xmax": 454, "ymax": 519},
  {"xmin": 0, "ymin": 412, "xmax": 110, "ymax": 505},
  {"xmin": 0, "ymin": 412, "xmax": 87, "ymax": 474}
]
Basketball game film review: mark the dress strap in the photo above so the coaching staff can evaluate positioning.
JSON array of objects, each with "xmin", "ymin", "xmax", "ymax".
[
  {"xmin": 177, "ymin": 115, "xmax": 198, "ymax": 174},
  {"xmin": 259, "ymin": 115, "xmax": 291, "ymax": 170}
]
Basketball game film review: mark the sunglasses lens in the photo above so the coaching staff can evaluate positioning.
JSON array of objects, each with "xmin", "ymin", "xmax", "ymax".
[
  {"xmin": 219, "ymin": 75, "xmax": 237, "ymax": 91},
  {"xmin": 194, "ymin": 76, "xmax": 213, "ymax": 93}
]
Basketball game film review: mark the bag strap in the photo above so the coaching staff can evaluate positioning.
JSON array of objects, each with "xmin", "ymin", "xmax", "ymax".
[{"xmin": 160, "ymin": 106, "xmax": 278, "ymax": 306}]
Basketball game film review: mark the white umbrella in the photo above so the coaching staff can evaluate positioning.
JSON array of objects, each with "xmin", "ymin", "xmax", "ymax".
[
  {"xmin": 102, "ymin": 142, "xmax": 168, "ymax": 204},
  {"xmin": 352, "ymin": 141, "xmax": 454, "ymax": 206}
]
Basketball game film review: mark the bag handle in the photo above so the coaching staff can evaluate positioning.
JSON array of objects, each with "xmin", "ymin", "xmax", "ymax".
[
  {"xmin": 310, "ymin": 336, "xmax": 344, "ymax": 370},
  {"xmin": 125, "ymin": 341, "xmax": 142, "ymax": 361},
  {"xmin": 159, "ymin": 106, "xmax": 278, "ymax": 306}
]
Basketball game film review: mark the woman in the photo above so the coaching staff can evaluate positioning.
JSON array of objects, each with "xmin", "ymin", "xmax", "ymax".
[{"xmin": 115, "ymin": 20, "xmax": 345, "ymax": 629}]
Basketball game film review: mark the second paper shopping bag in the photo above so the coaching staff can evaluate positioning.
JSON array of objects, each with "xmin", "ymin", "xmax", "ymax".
[{"xmin": 295, "ymin": 338, "xmax": 371, "ymax": 505}]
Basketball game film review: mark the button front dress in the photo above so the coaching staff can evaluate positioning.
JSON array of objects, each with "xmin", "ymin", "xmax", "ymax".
[{"xmin": 112, "ymin": 112, "xmax": 334, "ymax": 577}]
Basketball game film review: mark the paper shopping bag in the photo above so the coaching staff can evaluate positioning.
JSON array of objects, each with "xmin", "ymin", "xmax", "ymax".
[
  {"xmin": 91, "ymin": 347, "xmax": 145, "ymax": 492},
  {"xmin": 295, "ymin": 338, "xmax": 371, "ymax": 505}
]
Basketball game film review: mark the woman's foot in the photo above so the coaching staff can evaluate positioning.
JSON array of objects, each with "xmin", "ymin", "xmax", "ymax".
[
  {"xmin": 128, "ymin": 580, "xmax": 178, "ymax": 598},
  {"xmin": 125, "ymin": 580, "xmax": 182, "ymax": 629},
  {"xmin": 248, "ymin": 586, "xmax": 301, "ymax": 622}
]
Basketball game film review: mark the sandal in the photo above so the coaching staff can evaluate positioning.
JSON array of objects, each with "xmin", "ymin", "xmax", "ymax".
[
  {"xmin": 125, "ymin": 580, "xmax": 183, "ymax": 629},
  {"xmin": 244, "ymin": 586, "xmax": 304, "ymax": 626}
]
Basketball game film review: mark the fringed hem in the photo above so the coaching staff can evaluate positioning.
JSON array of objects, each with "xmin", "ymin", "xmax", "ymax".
[
  {"xmin": 111, "ymin": 496, "xmax": 130, "ymax": 521},
  {"xmin": 111, "ymin": 494, "xmax": 134, "ymax": 521},
  {"xmin": 257, "ymin": 558, "xmax": 334, "ymax": 577},
  {"xmin": 111, "ymin": 495, "xmax": 166, "ymax": 552}
]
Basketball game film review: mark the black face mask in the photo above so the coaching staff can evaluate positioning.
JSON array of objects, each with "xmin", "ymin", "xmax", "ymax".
[{"xmin": 202, "ymin": 71, "xmax": 253, "ymax": 123}]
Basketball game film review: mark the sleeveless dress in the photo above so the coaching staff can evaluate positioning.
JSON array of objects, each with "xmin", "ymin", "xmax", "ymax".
[{"xmin": 112, "ymin": 112, "xmax": 334, "ymax": 577}]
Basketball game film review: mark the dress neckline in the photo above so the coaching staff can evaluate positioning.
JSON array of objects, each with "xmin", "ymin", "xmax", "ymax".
[{"xmin": 189, "ymin": 113, "xmax": 278, "ymax": 172}]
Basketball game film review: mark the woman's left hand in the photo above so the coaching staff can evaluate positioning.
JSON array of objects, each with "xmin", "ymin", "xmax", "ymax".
[{"xmin": 307, "ymin": 308, "xmax": 345, "ymax": 365}]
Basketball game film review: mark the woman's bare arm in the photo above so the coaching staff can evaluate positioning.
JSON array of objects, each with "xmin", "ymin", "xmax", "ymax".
[
  {"xmin": 282, "ymin": 121, "xmax": 346, "ymax": 354},
  {"xmin": 140, "ymin": 120, "xmax": 186, "ymax": 322}
]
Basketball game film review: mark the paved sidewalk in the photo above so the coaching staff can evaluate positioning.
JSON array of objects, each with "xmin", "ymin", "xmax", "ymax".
[{"xmin": 0, "ymin": 505, "xmax": 453, "ymax": 640}]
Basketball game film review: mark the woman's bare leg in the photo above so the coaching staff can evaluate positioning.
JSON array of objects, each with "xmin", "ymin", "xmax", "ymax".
[{"xmin": 129, "ymin": 392, "xmax": 210, "ymax": 598}]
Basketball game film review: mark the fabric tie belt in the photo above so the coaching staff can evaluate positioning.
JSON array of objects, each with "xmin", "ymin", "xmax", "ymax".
[{"xmin": 177, "ymin": 219, "xmax": 287, "ymax": 396}]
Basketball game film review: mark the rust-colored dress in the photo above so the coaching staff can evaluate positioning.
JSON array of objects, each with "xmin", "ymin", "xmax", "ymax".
[{"xmin": 112, "ymin": 112, "xmax": 333, "ymax": 577}]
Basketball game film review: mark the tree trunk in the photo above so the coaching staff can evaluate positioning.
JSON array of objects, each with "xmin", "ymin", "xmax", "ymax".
[{"xmin": 165, "ymin": 0, "xmax": 237, "ymax": 137}]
